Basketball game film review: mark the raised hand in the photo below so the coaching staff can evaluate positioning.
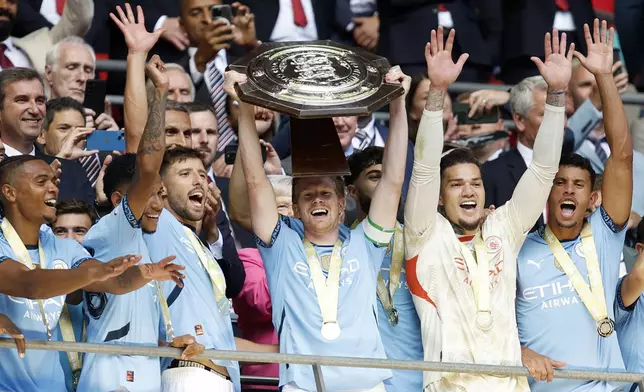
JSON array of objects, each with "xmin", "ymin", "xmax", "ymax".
[
  {"xmin": 260, "ymin": 140, "xmax": 282, "ymax": 175},
  {"xmin": 223, "ymin": 70, "xmax": 248, "ymax": 103},
  {"xmin": 56, "ymin": 128, "xmax": 98, "ymax": 161},
  {"xmin": 145, "ymin": 55, "xmax": 169, "ymax": 92},
  {"xmin": 140, "ymin": 255, "xmax": 185, "ymax": 287},
  {"xmin": 531, "ymin": 29, "xmax": 575, "ymax": 91},
  {"xmin": 91, "ymin": 255, "xmax": 141, "ymax": 282},
  {"xmin": 425, "ymin": 27, "xmax": 469, "ymax": 90},
  {"xmin": 49, "ymin": 159, "xmax": 62, "ymax": 187},
  {"xmin": 170, "ymin": 334, "xmax": 206, "ymax": 360},
  {"xmin": 231, "ymin": 2, "xmax": 258, "ymax": 48},
  {"xmin": 110, "ymin": 4, "xmax": 164, "ymax": 54},
  {"xmin": 573, "ymin": 19, "xmax": 614, "ymax": 76},
  {"xmin": 203, "ymin": 183, "xmax": 223, "ymax": 245},
  {"xmin": 385, "ymin": 65, "xmax": 412, "ymax": 102},
  {"xmin": 254, "ymin": 106, "xmax": 274, "ymax": 136},
  {"xmin": 0, "ymin": 313, "xmax": 25, "ymax": 358}
]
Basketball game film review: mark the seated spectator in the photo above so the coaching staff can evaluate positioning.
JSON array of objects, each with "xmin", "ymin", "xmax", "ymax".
[
  {"xmin": 0, "ymin": 68, "xmax": 94, "ymax": 205},
  {"xmin": 44, "ymin": 36, "xmax": 119, "ymax": 130},
  {"xmin": 7, "ymin": 0, "xmax": 93, "ymax": 73},
  {"xmin": 232, "ymin": 175, "xmax": 294, "ymax": 390},
  {"xmin": 51, "ymin": 199, "xmax": 96, "ymax": 242}
]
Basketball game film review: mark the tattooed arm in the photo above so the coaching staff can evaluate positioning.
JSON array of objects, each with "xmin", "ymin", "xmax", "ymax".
[
  {"xmin": 503, "ymin": 28, "xmax": 571, "ymax": 241},
  {"xmin": 127, "ymin": 55, "xmax": 169, "ymax": 219},
  {"xmin": 404, "ymin": 27, "xmax": 469, "ymax": 257}
]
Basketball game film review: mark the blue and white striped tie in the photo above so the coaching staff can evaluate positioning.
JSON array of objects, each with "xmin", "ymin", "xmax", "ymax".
[
  {"xmin": 80, "ymin": 152, "xmax": 101, "ymax": 187},
  {"xmin": 206, "ymin": 61, "xmax": 237, "ymax": 151}
]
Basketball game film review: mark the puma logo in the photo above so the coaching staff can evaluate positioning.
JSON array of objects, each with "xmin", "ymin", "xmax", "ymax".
[{"xmin": 527, "ymin": 259, "xmax": 543, "ymax": 270}]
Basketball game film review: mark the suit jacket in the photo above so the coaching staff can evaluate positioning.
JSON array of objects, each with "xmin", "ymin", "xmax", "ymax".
[
  {"xmin": 11, "ymin": 0, "xmax": 94, "ymax": 74},
  {"xmin": 482, "ymin": 147, "xmax": 545, "ymax": 228},
  {"xmin": 377, "ymin": 0, "xmax": 502, "ymax": 67},
  {"xmin": 176, "ymin": 53, "xmax": 212, "ymax": 106},
  {"xmin": 13, "ymin": 0, "xmax": 51, "ymax": 38},
  {"xmin": 235, "ymin": 0, "xmax": 338, "ymax": 43},
  {"xmin": 35, "ymin": 150, "xmax": 96, "ymax": 206},
  {"xmin": 502, "ymin": 0, "xmax": 595, "ymax": 63}
]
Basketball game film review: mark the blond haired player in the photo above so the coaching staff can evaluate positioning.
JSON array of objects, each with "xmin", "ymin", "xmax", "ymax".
[{"xmin": 404, "ymin": 27, "xmax": 572, "ymax": 391}]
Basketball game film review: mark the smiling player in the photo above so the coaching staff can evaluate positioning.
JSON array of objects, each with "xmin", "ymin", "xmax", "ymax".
[{"xmin": 405, "ymin": 26, "xmax": 570, "ymax": 391}]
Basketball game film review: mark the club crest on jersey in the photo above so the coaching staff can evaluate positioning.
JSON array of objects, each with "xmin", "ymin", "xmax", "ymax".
[
  {"xmin": 52, "ymin": 259, "xmax": 68, "ymax": 270},
  {"xmin": 575, "ymin": 242, "xmax": 585, "ymax": 258},
  {"xmin": 126, "ymin": 371, "xmax": 134, "ymax": 382},
  {"xmin": 485, "ymin": 236, "xmax": 502, "ymax": 253},
  {"xmin": 195, "ymin": 324, "xmax": 204, "ymax": 336}
]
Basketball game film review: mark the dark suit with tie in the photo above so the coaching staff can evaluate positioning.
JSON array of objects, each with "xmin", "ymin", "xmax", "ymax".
[
  {"xmin": 482, "ymin": 148, "xmax": 545, "ymax": 228},
  {"xmin": 377, "ymin": 0, "xmax": 502, "ymax": 81},
  {"xmin": 13, "ymin": 0, "xmax": 51, "ymax": 38},
  {"xmin": 235, "ymin": 0, "xmax": 338, "ymax": 43},
  {"xmin": 35, "ymin": 149, "xmax": 96, "ymax": 206},
  {"xmin": 500, "ymin": 0, "xmax": 595, "ymax": 84}
]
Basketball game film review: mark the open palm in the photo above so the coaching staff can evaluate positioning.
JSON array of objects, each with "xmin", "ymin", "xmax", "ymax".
[
  {"xmin": 531, "ymin": 29, "xmax": 574, "ymax": 91},
  {"xmin": 110, "ymin": 4, "xmax": 163, "ymax": 54},
  {"xmin": 425, "ymin": 27, "xmax": 469, "ymax": 90},
  {"xmin": 574, "ymin": 19, "xmax": 614, "ymax": 76}
]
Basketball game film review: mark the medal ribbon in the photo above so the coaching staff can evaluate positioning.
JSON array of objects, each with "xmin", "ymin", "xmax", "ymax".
[
  {"xmin": 459, "ymin": 235, "xmax": 491, "ymax": 313},
  {"xmin": 303, "ymin": 240, "xmax": 343, "ymax": 327},
  {"xmin": 0, "ymin": 219, "xmax": 81, "ymax": 371},
  {"xmin": 183, "ymin": 227, "xmax": 229, "ymax": 314},
  {"xmin": 157, "ymin": 282, "xmax": 175, "ymax": 341},
  {"xmin": 544, "ymin": 223, "xmax": 608, "ymax": 322},
  {"xmin": 375, "ymin": 223, "xmax": 404, "ymax": 313}
]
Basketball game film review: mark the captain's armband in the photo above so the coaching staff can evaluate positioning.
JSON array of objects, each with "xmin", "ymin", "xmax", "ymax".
[{"xmin": 362, "ymin": 217, "xmax": 394, "ymax": 247}]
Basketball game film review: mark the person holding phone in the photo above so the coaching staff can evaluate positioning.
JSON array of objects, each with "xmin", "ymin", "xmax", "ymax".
[{"xmin": 177, "ymin": 0, "xmax": 259, "ymax": 155}]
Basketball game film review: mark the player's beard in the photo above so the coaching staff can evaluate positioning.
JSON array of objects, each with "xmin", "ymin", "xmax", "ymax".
[
  {"xmin": 0, "ymin": 12, "xmax": 15, "ymax": 41},
  {"xmin": 555, "ymin": 217, "xmax": 580, "ymax": 229}
]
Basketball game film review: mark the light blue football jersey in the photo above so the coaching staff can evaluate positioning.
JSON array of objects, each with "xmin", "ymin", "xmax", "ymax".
[
  {"xmin": 143, "ymin": 209, "xmax": 241, "ymax": 392},
  {"xmin": 615, "ymin": 278, "xmax": 644, "ymax": 391},
  {"xmin": 256, "ymin": 215, "xmax": 392, "ymax": 391},
  {"xmin": 377, "ymin": 232, "xmax": 423, "ymax": 392},
  {"xmin": 78, "ymin": 196, "xmax": 161, "ymax": 392},
  {"xmin": 0, "ymin": 227, "xmax": 92, "ymax": 392},
  {"xmin": 516, "ymin": 207, "xmax": 626, "ymax": 392}
]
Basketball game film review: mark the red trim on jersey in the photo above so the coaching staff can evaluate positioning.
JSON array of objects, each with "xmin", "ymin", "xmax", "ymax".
[
  {"xmin": 406, "ymin": 255, "xmax": 439, "ymax": 314},
  {"xmin": 458, "ymin": 234, "xmax": 475, "ymax": 242}
]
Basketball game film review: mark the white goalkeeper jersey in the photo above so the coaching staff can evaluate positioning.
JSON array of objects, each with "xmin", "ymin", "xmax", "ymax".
[{"xmin": 405, "ymin": 104, "xmax": 565, "ymax": 392}]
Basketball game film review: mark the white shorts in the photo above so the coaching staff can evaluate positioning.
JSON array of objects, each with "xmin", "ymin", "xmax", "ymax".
[
  {"xmin": 282, "ymin": 381, "xmax": 386, "ymax": 392},
  {"xmin": 161, "ymin": 367, "xmax": 234, "ymax": 392}
]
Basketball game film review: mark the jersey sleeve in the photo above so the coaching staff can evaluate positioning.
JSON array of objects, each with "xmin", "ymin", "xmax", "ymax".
[
  {"xmin": 255, "ymin": 215, "xmax": 302, "ymax": 285},
  {"xmin": 590, "ymin": 206, "xmax": 627, "ymax": 279},
  {"xmin": 356, "ymin": 218, "xmax": 390, "ymax": 273},
  {"xmin": 614, "ymin": 277, "xmax": 639, "ymax": 324},
  {"xmin": 83, "ymin": 196, "xmax": 141, "ymax": 263},
  {"xmin": 68, "ymin": 239, "xmax": 93, "ymax": 269}
]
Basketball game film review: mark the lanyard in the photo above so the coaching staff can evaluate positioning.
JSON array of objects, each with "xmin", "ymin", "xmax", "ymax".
[
  {"xmin": 544, "ymin": 224, "xmax": 609, "ymax": 324},
  {"xmin": 182, "ymin": 227, "xmax": 230, "ymax": 315},
  {"xmin": 459, "ymin": 234, "xmax": 494, "ymax": 330},
  {"xmin": 303, "ymin": 239, "xmax": 343, "ymax": 340},
  {"xmin": 1, "ymin": 219, "xmax": 83, "ymax": 375}
]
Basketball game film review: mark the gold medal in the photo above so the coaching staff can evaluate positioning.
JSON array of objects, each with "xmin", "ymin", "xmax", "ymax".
[
  {"xmin": 596, "ymin": 317, "xmax": 615, "ymax": 338},
  {"xmin": 387, "ymin": 307, "xmax": 399, "ymax": 327}
]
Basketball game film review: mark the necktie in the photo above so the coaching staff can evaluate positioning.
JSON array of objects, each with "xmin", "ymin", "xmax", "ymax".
[
  {"xmin": 353, "ymin": 128, "xmax": 373, "ymax": 151},
  {"xmin": 0, "ymin": 44, "xmax": 14, "ymax": 69},
  {"xmin": 594, "ymin": 138, "xmax": 608, "ymax": 165},
  {"xmin": 292, "ymin": 0, "xmax": 308, "ymax": 27},
  {"xmin": 56, "ymin": 0, "xmax": 66, "ymax": 15},
  {"xmin": 555, "ymin": 0, "xmax": 569, "ymax": 11},
  {"xmin": 80, "ymin": 153, "xmax": 101, "ymax": 187},
  {"xmin": 205, "ymin": 60, "xmax": 237, "ymax": 152}
]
